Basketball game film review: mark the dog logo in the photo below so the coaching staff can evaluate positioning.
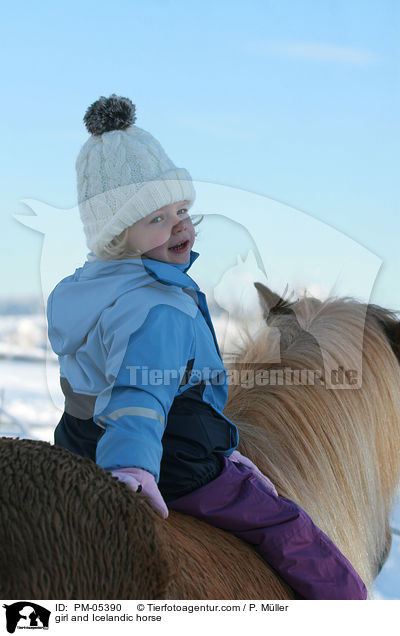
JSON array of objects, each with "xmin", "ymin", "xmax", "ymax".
[{"xmin": 3, "ymin": 602, "xmax": 50, "ymax": 633}]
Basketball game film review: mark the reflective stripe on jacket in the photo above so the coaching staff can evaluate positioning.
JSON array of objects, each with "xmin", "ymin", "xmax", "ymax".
[{"xmin": 47, "ymin": 250, "xmax": 239, "ymax": 481}]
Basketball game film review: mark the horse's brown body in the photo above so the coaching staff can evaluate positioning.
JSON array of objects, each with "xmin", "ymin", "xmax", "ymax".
[
  {"xmin": 1, "ymin": 285, "xmax": 399, "ymax": 599},
  {"xmin": 0, "ymin": 437, "xmax": 294, "ymax": 599},
  {"xmin": 163, "ymin": 514, "xmax": 295, "ymax": 599}
]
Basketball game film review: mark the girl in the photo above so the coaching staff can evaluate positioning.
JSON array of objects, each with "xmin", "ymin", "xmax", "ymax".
[{"xmin": 48, "ymin": 94, "xmax": 367, "ymax": 600}]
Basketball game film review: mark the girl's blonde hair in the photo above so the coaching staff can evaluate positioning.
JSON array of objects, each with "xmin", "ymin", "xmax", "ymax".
[{"xmin": 96, "ymin": 213, "xmax": 204, "ymax": 261}]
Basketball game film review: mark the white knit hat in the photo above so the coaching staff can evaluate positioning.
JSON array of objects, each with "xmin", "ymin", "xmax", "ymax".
[{"xmin": 76, "ymin": 94, "xmax": 196, "ymax": 256}]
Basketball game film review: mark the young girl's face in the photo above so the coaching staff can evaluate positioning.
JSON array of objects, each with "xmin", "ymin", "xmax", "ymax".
[{"xmin": 126, "ymin": 200, "xmax": 195, "ymax": 263}]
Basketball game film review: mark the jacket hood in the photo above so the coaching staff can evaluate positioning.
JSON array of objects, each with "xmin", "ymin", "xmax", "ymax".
[{"xmin": 47, "ymin": 250, "xmax": 200, "ymax": 356}]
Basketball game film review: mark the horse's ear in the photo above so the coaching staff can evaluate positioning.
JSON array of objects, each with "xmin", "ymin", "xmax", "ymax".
[
  {"xmin": 254, "ymin": 282, "xmax": 285, "ymax": 315},
  {"xmin": 368, "ymin": 305, "xmax": 400, "ymax": 364},
  {"xmin": 384, "ymin": 319, "xmax": 400, "ymax": 364}
]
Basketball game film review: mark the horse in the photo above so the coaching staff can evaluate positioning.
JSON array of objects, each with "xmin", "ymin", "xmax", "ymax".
[{"xmin": 1, "ymin": 283, "xmax": 400, "ymax": 599}]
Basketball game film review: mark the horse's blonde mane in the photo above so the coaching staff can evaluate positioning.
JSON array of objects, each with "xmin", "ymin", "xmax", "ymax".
[{"xmin": 225, "ymin": 295, "xmax": 400, "ymax": 589}]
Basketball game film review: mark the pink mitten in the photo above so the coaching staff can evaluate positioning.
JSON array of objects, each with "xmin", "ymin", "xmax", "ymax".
[
  {"xmin": 229, "ymin": 450, "xmax": 278, "ymax": 496},
  {"xmin": 111, "ymin": 467, "xmax": 169, "ymax": 519}
]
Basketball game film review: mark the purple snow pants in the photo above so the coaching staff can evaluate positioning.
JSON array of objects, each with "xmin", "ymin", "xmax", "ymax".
[{"xmin": 168, "ymin": 456, "xmax": 367, "ymax": 600}]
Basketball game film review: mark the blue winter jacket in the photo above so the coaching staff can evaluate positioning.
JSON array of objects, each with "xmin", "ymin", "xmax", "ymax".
[{"xmin": 47, "ymin": 250, "xmax": 239, "ymax": 481}]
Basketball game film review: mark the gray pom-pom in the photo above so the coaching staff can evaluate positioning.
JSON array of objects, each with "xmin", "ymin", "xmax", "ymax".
[{"xmin": 83, "ymin": 93, "xmax": 136, "ymax": 136}]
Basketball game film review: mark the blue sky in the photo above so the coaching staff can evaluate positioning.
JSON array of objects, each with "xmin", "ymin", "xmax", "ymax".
[{"xmin": 2, "ymin": 0, "xmax": 399, "ymax": 309}]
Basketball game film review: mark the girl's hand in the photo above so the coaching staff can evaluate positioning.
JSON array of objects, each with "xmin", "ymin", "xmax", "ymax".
[
  {"xmin": 111, "ymin": 467, "xmax": 169, "ymax": 519},
  {"xmin": 229, "ymin": 450, "xmax": 278, "ymax": 496}
]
